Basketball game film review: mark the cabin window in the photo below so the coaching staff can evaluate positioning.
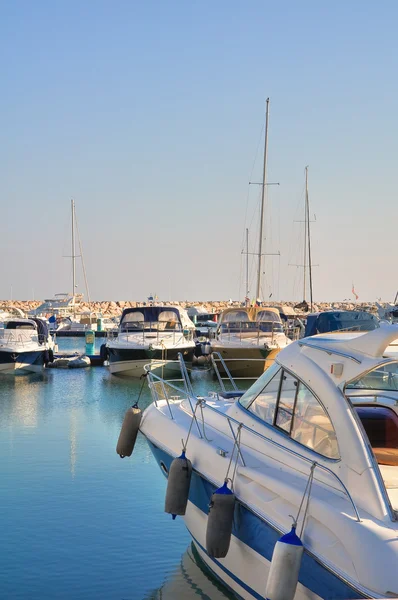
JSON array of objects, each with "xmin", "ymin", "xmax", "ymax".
[
  {"xmin": 239, "ymin": 362, "xmax": 281, "ymax": 426},
  {"xmin": 290, "ymin": 383, "xmax": 339, "ymax": 459},
  {"xmin": 275, "ymin": 372, "xmax": 298, "ymax": 432},
  {"xmin": 222, "ymin": 311, "xmax": 250, "ymax": 323},
  {"xmin": 346, "ymin": 363, "xmax": 398, "ymax": 392},
  {"xmin": 240, "ymin": 365, "xmax": 339, "ymax": 459}
]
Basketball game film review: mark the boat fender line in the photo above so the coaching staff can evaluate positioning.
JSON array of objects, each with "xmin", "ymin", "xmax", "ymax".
[
  {"xmin": 100, "ymin": 344, "xmax": 109, "ymax": 361},
  {"xmin": 206, "ymin": 423, "xmax": 243, "ymax": 558},
  {"xmin": 116, "ymin": 374, "xmax": 147, "ymax": 458},
  {"xmin": 206, "ymin": 480, "xmax": 236, "ymax": 558},
  {"xmin": 265, "ymin": 462, "xmax": 315, "ymax": 600},
  {"xmin": 164, "ymin": 450, "xmax": 193, "ymax": 519},
  {"xmin": 165, "ymin": 399, "xmax": 202, "ymax": 519},
  {"xmin": 265, "ymin": 526, "xmax": 303, "ymax": 600}
]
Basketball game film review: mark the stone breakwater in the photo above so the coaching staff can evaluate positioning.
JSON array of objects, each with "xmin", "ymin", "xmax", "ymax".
[{"xmin": 0, "ymin": 299, "xmax": 383, "ymax": 318}]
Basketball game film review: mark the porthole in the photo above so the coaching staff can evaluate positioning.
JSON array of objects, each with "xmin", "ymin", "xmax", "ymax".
[{"xmin": 160, "ymin": 461, "xmax": 169, "ymax": 476}]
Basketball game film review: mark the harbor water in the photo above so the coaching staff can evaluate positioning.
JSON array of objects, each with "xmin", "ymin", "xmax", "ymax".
[{"xmin": 0, "ymin": 338, "xmax": 233, "ymax": 599}]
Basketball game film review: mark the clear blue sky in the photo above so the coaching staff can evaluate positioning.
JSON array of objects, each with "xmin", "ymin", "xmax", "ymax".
[{"xmin": 1, "ymin": 1, "xmax": 397, "ymax": 302}]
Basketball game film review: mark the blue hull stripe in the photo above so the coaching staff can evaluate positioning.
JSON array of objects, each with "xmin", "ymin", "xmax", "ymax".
[
  {"xmin": 189, "ymin": 530, "xmax": 262, "ymax": 599},
  {"xmin": 147, "ymin": 440, "xmax": 364, "ymax": 600}
]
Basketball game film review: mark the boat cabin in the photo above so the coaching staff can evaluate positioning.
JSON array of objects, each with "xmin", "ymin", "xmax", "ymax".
[
  {"xmin": 304, "ymin": 310, "xmax": 379, "ymax": 337},
  {"xmin": 217, "ymin": 307, "xmax": 283, "ymax": 338},
  {"xmin": 119, "ymin": 306, "xmax": 194, "ymax": 334}
]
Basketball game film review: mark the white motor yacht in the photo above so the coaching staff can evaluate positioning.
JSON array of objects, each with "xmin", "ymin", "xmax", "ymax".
[
  {"xmin": 0, "ymin": 318, "xmax": 55, "ymax": 373},
  {"xmin": 105, "ymin": 306, "xmax": 196, "ymax": 377},
  {"xmin": 210, "ymin": 306, "xmax": 291, "ymax": 378},
  {"xmin": 139, "ymin": 324, "xmax": 398, "ymax": 599}
]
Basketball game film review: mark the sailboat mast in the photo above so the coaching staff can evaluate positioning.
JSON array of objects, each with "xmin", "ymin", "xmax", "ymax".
[
  {"xmin": 305, "ymin": 166, "xmax": 314, "ymax": 311},
  {"xmin": 303, "ymin": 169, "xmax": 308, "ymax": 303},
  {"xmin": 256, "ymin": 98, "xmax": 270, "ymax": 301},
  {"xmin": 71, "ymin": 199, "xmax": 76, "ymax": 303},
  {"xmin": 246, "ymin": 228, "xmax": 249, "ymax": 300}
]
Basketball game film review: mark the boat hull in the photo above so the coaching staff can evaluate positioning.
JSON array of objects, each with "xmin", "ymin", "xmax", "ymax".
[
  {"xmin": 210, "ymin": 345, "xmax": 281, "ymax": 378},
  {"xmin": 0, "ymin": 350, "xmax": 45, "ymax": 373},
  {"xmin": 107, "ymin": 347, "xmax": 195, "ymax": 377},
  {"xmin": 147, "ymin": 440, "xmax": 365, "ymax": 600}
]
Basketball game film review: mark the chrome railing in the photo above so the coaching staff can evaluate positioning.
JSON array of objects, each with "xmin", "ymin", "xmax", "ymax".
[
  {"xmin": 107, "ymin": 322, "xmax": 194, "ymax": 346},
  {"xmin": 216, "ymin": 321, "xmax": 283, "ymax": 345},
  {"xmin": 145, "ymin": 367, "xmax": 361, "ymax": 522},
  {"xmin": 210, "ymin": 352, "xmax": 240, "ymax": 393}
]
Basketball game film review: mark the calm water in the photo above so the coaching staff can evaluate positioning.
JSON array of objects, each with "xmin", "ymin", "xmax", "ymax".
[{"xmin": 0, "ymin": 339, "xmax": 233, "ymax": 599}]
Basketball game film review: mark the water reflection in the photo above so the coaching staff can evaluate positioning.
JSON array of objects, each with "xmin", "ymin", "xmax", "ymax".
[{"xmin": 144, "ymin": 542, "xmax": 232, "ymax": 599}]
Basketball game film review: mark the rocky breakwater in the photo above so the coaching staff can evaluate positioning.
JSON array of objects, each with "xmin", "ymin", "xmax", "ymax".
[{"xmin": 0, "ymin": 299, "xmax": 385, "ymax": 319}]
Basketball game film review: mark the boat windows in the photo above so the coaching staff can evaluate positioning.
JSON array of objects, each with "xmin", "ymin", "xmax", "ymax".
[
  {"xmin": 158, "ymin": 311, "xmax": 180, "ymax": 330},
  {"xmin": 222, "ymin": 311, "xmax": 250, "ymax": 322},
  {"xmin": 346, "ymin": 362, "xmax": 398, "ymax": 392},
  {"xmin": 275, "ymin": 372, "xmax": 298, "ymax": 432},
  {"xmin": 240, "ymin": 365, "xmax": 339, "ymax": 459},
  {"xmin": 245, "ymin": 365, "xmax": 282, "ymax": 425},
  {"xmin": 355, "ymin": 405, "xmax": 398, "ymax": 466},
  {"xmin": 121, "ymin": 311, "xmax": 145, "ymax": 332},
  {"xmin": 291, "ymin": 383, "xmax": 339, "ymax": 459},
  {"xmin": 5, "ymin": 321, "xmax": 35, "ymax": 330},
  {"xmin": 239, "ymin": 362, "xmax": 281, "ymax": 410}
]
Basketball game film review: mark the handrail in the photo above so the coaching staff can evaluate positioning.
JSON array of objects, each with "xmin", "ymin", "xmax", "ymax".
[
  {"xmin": 298, "ymin": 340, "xmax": 362, "ymax": 364},
  {"xmin": 210, "ymin": 352, "xmax": 239, "ymax": 392},
  {"xmin": 217, "ymin": 320, "xmax": 283, "ymax": 346},
  {"xmin": 145, "ymin": 368, "xmax": 361, "ymax": 522},
  {"xmin": 203, "ymin": 402, "xmax": 361, "ymax": 522},
  {"xmin": 146, "ymin": 367, "xmax": 203, "ymax": 439}
]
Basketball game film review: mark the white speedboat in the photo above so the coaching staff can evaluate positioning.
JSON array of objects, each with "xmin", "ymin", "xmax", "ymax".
[
  {"xmin": 0, "ymin": 318, "xmax": 55, "ymax": 373},
  {"xmin": 210, "ymin": 306, "xmax": 291, "ymax": 378},
  {"xmin": 139, "ymin": 324, "xmax": 398, "ymax": 599},
  {"xmin": 105, "ymin": 306, "xmax": 196, "ymax": 377}
]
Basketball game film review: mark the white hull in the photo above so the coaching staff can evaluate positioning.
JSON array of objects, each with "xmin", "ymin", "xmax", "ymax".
[{"xmin": 108, "ymin": 359, "xmax": 183, "ymax": 378}]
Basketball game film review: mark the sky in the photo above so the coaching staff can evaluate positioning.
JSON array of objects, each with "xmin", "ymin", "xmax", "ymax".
[{"xmin": 1, "ymin": 0, "xmax": 397, "ymax": 303}]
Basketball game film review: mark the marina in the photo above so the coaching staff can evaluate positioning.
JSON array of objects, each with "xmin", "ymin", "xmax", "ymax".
[{"xmin": 2, "ymin": 2, "xmax": 398, "ymax": 598}]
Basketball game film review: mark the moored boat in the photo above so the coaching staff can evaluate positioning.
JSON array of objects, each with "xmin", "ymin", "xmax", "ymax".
[
  {"xmin": 210, "ymin": 306, "xmax": 290, "ymax": 378},
  {"xmin": 0, "ymin": 318, "xmax": 55, "ymax": 373},
  {"xmin": 137, "ymin": 324, "xmax": 398, "ymax": 599},
  {"xmin": 105, "ymin": 305, "xmax": 196, "ymax": 377}
]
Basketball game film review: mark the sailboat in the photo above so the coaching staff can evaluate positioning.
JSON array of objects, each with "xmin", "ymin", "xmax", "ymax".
[
  {"xmin": 29, "ymin": 200, "xmax": 96, "ymax": 330},
  {"xmin": 293, "ymin": 166, "xmax": 314, "ymax": 314},
  {"xmin": 211, "ymin": 99, "xmax": 290, "ymax": 378}
]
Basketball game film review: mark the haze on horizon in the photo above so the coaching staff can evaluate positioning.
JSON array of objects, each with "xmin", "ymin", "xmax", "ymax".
[{"xmin": 1, "ymin": 1, "xmax": 397, "ymax": 304}]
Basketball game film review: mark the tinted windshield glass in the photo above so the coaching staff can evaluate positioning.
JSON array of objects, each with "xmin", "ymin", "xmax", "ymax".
[{"xmin": 346, "ymin": 362, "xmax": 398, "ymax": 392}]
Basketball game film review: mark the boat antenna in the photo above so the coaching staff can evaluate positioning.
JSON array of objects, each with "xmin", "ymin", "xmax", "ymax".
[
  {"xmin": 394, "ymin": 290, "xmax": 398, "ymax": 305},
  {"xmin": 256, "ymin": 98, "xmax": 270, "ymax": 301},
  {"xmin": 305, "ymin": 166, "xmax": 314, "ymax": 311}
]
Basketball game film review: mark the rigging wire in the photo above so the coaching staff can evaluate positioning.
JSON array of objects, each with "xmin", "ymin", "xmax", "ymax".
[{"xmin": 74, "ymin": 206, "xmax": 91, "ymax": 303}]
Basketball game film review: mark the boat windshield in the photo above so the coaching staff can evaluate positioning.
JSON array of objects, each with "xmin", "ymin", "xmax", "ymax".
[
  {"xmin": 346, "ymin": 362, "xmax": 398, "ymax": 392},
  {"xmin": 121, "ymin": 310, "xmax": 181, "ymax": 332}
]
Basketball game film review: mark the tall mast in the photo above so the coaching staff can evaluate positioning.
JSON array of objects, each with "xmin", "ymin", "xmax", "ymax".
[
  {"xmin": 71, "ymin": 199, "xmax": 76, "ymax": 303},
  {"xmin": 256, "ymin": 98, "xmax": 270, "ymax": 301},
  {"xmin": 246, "ymin": 228, "xmax": 249, "ymax": 301},
  {"xmin": 305, "ymin": 166, "xmax": 314, "ymax": 311},
  {"xmin": 303, "ymin": 170, "xmax": 308, "ymax": 302}
]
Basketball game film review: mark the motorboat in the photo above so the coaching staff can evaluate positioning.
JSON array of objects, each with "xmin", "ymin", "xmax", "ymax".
[
  {"xmin": 139, "ymin": 324, "xmax": 398, "ymax": 599},
  {"xmin": 210, "ymin": 306, "xmax": 290, "ymax": 378},
  {"xmin": 304, "ymin": 310, "xmax": 380, "ymax": 337},
  {"xmin": 0, "ymin": 318, "xmax": 55, "ymax": 373},
  {"xmin": 105, "ymin": 305, "xmax": 196, "ymax": 377}
]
